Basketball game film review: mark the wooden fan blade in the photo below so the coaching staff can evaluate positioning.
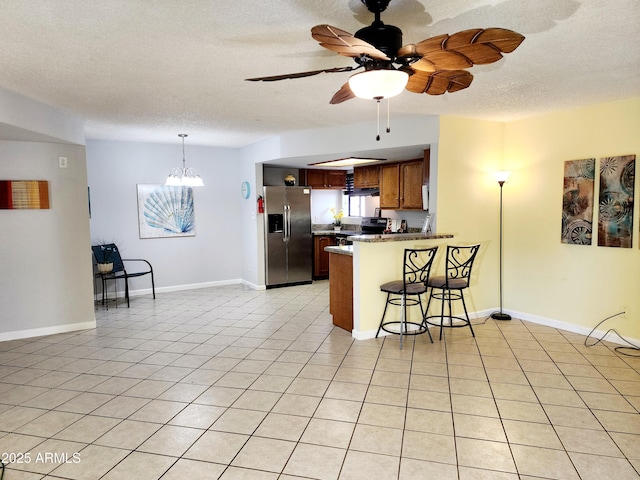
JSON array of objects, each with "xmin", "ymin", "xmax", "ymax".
[
  {"xmin": 406, "ymin": 70, "xmax": 473, "ymax": 95},
  {"xmin": 311, "ymin": 24, "xmax": 390, "ymax": 61},
  {"xmin": 412, "ymin": 50, "xmax": 472, "ymax": 71},
  {"xmin": 473, "ymin": 28, "xmax": 525, "ymax": 53},
  {"xmin": 398, "ymin": 34, "xmax": 448, "ymax": 58},
  {"xmin": 399, "ymin": 28, "xmax": 524, "ymax": 69},
  {"xmin": 398, "ymin": 34, "xmax": 471, "ymax": 70},
  {"xmin": 445, "ymin": 28, "xmax": 524, "ymax": 64},
  {"xmin": 246, "ymin": 66, "xmax": 357, "ymax": 82},
  {"xmin": 330, "ymin": 82, "xmax": 356, "ymax": 104}
]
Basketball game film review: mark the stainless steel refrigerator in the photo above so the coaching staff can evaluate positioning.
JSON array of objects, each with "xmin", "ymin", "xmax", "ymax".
[{"xmin": 264, "ymin": 186, "xmax": 312, "ymax": 287}]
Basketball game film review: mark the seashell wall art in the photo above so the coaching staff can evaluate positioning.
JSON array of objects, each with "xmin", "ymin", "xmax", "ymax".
[{"xmin": 137, "ymin": 184, "xmax": 195, "ymax": 238}]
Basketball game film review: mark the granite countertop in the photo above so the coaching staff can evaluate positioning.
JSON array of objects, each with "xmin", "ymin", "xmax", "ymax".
[
  {"xmin": 324, "ymin": 245, "xmax": 353, "ymax": 256},
  {"xmin": 347, "ymin": 233, "xmax": 454, "ymax": 243},
  {"xmin": 313, "ymin": 230, "xmax": 359, "ymax": 235}
]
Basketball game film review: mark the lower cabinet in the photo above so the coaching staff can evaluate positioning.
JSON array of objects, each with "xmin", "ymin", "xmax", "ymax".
[
  {"xmin": 329, "ymin": 252, "xmax": 353, "ymax": 332},
  {"xmin": 313, "ymin": 235, "xmax": 336, "ymax": 279}
]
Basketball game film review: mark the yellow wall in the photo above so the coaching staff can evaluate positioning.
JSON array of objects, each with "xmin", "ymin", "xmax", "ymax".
[
  {"xmin": 436, "ymin": 116, "xmax": 507, "ymax": 316},
  {"xmin": 504, "ymin": 97, "xmax": 640, "ymax": 339},
  {"xmin": 438, "ymin": 97, "xmax": 640, "ymax": 341}
]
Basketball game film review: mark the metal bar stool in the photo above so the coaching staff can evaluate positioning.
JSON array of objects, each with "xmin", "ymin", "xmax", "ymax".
[
  {"xmin": 376, "ymin": 247, "xmax": 438, "ymax": 349},
  {"xmin": 425, "ymin": 244, "xmax": 481, "ymax": 340}
]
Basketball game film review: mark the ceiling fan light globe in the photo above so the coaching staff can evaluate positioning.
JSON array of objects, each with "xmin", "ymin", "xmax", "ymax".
[{"xmin": 348, "ymin": 70, "xmax": 408, "ymax": 100}]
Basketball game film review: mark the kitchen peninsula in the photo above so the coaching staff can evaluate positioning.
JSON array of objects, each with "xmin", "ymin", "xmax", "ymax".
[{"xmin": 326, "ymin": 232, "xmax": 454, "ymax": 338}]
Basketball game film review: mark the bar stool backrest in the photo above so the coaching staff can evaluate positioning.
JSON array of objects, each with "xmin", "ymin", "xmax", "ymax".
[
  {"xmin": 445, "ymin": 244, "xmax": 480, "ymax": 287},
  {"xmin": 404, "ymin": 247, "xmax": 438, "ymax": 289}
]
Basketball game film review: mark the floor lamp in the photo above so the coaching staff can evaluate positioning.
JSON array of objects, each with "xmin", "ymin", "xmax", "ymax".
[{"xmin": 491, "ymin": 171, "xmax": 512, "ymax": 321}]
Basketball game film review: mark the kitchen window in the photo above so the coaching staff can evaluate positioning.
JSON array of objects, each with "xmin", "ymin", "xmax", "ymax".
[{"xmin": 348, "ymin": 195, "xmax": 366, "ymax": 216}]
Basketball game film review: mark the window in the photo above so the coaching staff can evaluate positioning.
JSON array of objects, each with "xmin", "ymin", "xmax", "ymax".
[{"xmin": 348, "ymin": 196, "xmax": 366, "ymax": 216}]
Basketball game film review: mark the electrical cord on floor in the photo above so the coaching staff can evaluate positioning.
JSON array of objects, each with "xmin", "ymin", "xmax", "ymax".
[
  {"xmin": 584, "ymin": 311, "xmax": 640, "ymax": 357},
  {"xmin": 1, "ymin": 460, "xmax": 4, "ymax": 480}
]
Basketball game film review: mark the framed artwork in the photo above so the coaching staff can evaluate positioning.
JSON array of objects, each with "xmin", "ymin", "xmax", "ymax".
[
  {"xmin": 0, "ymin": 180, "xmax": 49, "ymax": 209},
  {"xmin": 597, "ymin": 155, "xmax": 635, "ymax": 248},
  {"xmin": 561, "ymin": 159, "xmax": 595, "ymax": 245},
  {"xmin": 137, "ymin": 184, "xmax": 196, "ymax": 239}
]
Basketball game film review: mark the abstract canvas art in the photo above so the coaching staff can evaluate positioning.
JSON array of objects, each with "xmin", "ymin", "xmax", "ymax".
[
  {"xmin": 0, "ymin": 180, "xmax": 49, "ymax": 209},
  {"xmin": 137, "ymin": 184, "xmax": 196, "ymax": 239},
  {"xmin": 598, "ymin": 155, "xmax": 635, "ymax": 248},
  {"xmin": 561, "ymin": 159, "xmax": 595, "ymax": 245}
]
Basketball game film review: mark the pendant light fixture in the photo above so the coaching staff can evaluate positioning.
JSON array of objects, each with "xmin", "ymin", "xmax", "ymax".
[{"xmin": 165, "ymin": 134, "xmax": 204, "ymax": 187}]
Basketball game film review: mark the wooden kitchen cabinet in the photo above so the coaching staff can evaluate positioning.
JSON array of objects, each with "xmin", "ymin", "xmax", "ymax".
[
  {"xmin": 303, "ymin": 169, "xmax": 346, "ymax": 189},
  {"xmin": 400, "ymin": 160, "xmax": 424, "ymax": 209},
  {"xmin": 353, "ymin": 165, "xmax": 379, "ymax": 188},
  {"xmin": 329, "ymin": 252, "xmax": 353, "ymax": 331},
  {"xmin": 313, "ymin": 235, "xmax": 336, "ymax": 279},
  {"xmin": 379, "ymin": 159, "xmax": 424, "ymax": 210},
  {"xmin": 379, "ymin": 163, "xmax": 401, "ymax": 209}
]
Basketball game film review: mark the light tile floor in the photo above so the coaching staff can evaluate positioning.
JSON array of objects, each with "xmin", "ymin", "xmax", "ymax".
[{"xmin": 0, "ymin": 282, "xmax": 639, "ymax": 479}]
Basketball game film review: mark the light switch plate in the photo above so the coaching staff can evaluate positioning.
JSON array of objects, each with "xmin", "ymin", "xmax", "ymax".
[{"xmin": 58, "ymin": 156, "xmax": 68, "ymax": 168}]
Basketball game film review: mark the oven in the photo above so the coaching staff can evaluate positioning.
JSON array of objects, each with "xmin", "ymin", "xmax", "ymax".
[{"xmin": 361, "ymin": 217, "xmax": 389, "ymax": 235}]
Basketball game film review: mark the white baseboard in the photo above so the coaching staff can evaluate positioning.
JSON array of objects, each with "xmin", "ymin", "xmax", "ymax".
[
  {"xmin": 507, "ymin": 309, "xmax": 640, "ymax": 348},
  {"xmin": 99, "ymin": 278, "xmax": 267, "ymax": 300},
  {"xmin": 0, "ymin": 320, "xmax": 96, "ymax": 343},
  {"xmin": 352, "ymin": 308, "xmax": 640, "ymax": 348}
]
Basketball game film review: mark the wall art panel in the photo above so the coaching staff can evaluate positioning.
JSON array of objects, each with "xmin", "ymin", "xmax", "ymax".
[
  {"xmin": 597, "ymin": 155, "xmax": 635, "ymax": 248},
  {"xmin": 0, "ymin": 180, "xmax": 49, "ymax": 209},
  {"xmin": 137, "ymin": 184, "xmax": 195, "ymax": 239},
  {"xmin": 561, "ymin": 158, "xmax": 595, "ymax": 245}
]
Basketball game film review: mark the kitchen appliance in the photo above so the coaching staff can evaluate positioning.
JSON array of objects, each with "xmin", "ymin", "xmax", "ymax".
[
  {"xmin": 361, "ymin": 217, "xmax": 389, "ymax": 234},
  {"xmin": 264, "ymin": 186, "xmax": 312, "ymax": 287},
  {"xmin": 335, "ymin": 233, "xmax": 352, "ymax": 246}
]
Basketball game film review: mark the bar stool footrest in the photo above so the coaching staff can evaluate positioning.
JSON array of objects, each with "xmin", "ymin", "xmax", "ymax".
[
  {"xmin": 424, "ymin": 315, "xmax": 472, "ymax": 328},
  {"xmin": 379, "ymin": 321, "xmax": 431, "ymax": 336}
]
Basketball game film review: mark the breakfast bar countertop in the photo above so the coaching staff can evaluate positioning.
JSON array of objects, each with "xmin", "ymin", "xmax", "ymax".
[
  {"xmin": 347, "ymin": 233, "xmax": 454, "ymax": 243},
  {"xmin": 324, "ymin": 245, "xmax": 353, "ymax": 256},
  {"xmin": 313, "ymin": 230, "xmax": 359, "ymax": 236}
]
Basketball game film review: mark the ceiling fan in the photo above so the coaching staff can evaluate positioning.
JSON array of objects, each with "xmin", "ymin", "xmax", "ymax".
[{"xmin": 247, "ymin": 0, "xmax": 524, "ymax": 138}]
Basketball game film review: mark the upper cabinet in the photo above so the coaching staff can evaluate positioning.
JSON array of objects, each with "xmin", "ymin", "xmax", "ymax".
[
  {"xmin": 379, "ymin": 158, "xmax": 426, "ymax": 210},
  {"xmin": 399, "ymin": 160, "xmax": 424, "ymax": 209},
  {"xmin": 353, "ymin": 165, "xmax": 380, "ymax": 188},
  {"xmin": 379, "ymin": 163, "xmax": 401, "ymax": 209},
  {"xmin": 302, "ymin": 169, "xmax": 346, "ymax": 189}
]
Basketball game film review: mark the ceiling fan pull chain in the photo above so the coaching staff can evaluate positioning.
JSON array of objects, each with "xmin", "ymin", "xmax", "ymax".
[
  {"xmin": 375, "ymin": 96, "xmax": 382, "ymax": 141},
  {"xmin": 386, "ymin": 98, "xmax": 391, "ymax": 134}
]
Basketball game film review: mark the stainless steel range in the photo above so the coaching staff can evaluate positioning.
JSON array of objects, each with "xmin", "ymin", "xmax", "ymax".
[{"xmin": 361, "ymin": 217, "xmax": 389, "ymax": 234}]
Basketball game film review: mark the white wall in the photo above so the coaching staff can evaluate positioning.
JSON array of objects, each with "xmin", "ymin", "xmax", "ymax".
[
  {"xmin": 0, "ymin": 88, "xmax": 85, "ymax": 144},
  {"xmin": 0, "ymin": 141, "xmax": 95, "ymax": 340},
  {"xmin": 86, "ymin": 139, "xmax": 244, "ymax": 292},
  {"xmin": 310, "ymin": 190, "xmax": 343, "ymax": 225}
]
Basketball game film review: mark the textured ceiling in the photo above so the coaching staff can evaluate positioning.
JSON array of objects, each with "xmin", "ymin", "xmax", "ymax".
[{"xmin": 0, "ymin": 0, "xmax": 638, "ymax": 148}]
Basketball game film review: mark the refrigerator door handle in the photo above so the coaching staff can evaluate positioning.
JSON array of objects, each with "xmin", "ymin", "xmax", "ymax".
[
  {"xmin": 285, "ymin": 205, "xmax": 291, "ymax": 242},
  {"xmin": 283, "ymin": 205, "xmax": 288, "ymax": 242}
]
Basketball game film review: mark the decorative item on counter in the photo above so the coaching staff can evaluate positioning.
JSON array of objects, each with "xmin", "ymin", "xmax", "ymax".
[
  {"xmin": 422, "ymin": 214, "xmax": 432, "ymax": 233},
  {"xmin": 284, "ymin": 175, "xmax": 296, "ymax": 186},
  {"xmin": 330, "ymin": 207, "xmax": 344, "ymax": 231},
  {"xmin": 399, "ymin": 220, "xmax": 407, "ymax": 232}
]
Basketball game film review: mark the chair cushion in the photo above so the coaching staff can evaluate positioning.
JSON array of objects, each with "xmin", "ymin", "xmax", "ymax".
[
  {"xmin": 380, "ymin": 280, "xmax": 427, "ymax": 295},
  {"xmin": 428, "ymin": 275, "xmax": 469, "ymax": 290}
]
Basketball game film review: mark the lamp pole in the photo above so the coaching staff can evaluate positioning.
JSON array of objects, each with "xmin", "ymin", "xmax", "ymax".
[{"xmin": 491, "ymin": 172, "xmax": 511, "ymax": 321}]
